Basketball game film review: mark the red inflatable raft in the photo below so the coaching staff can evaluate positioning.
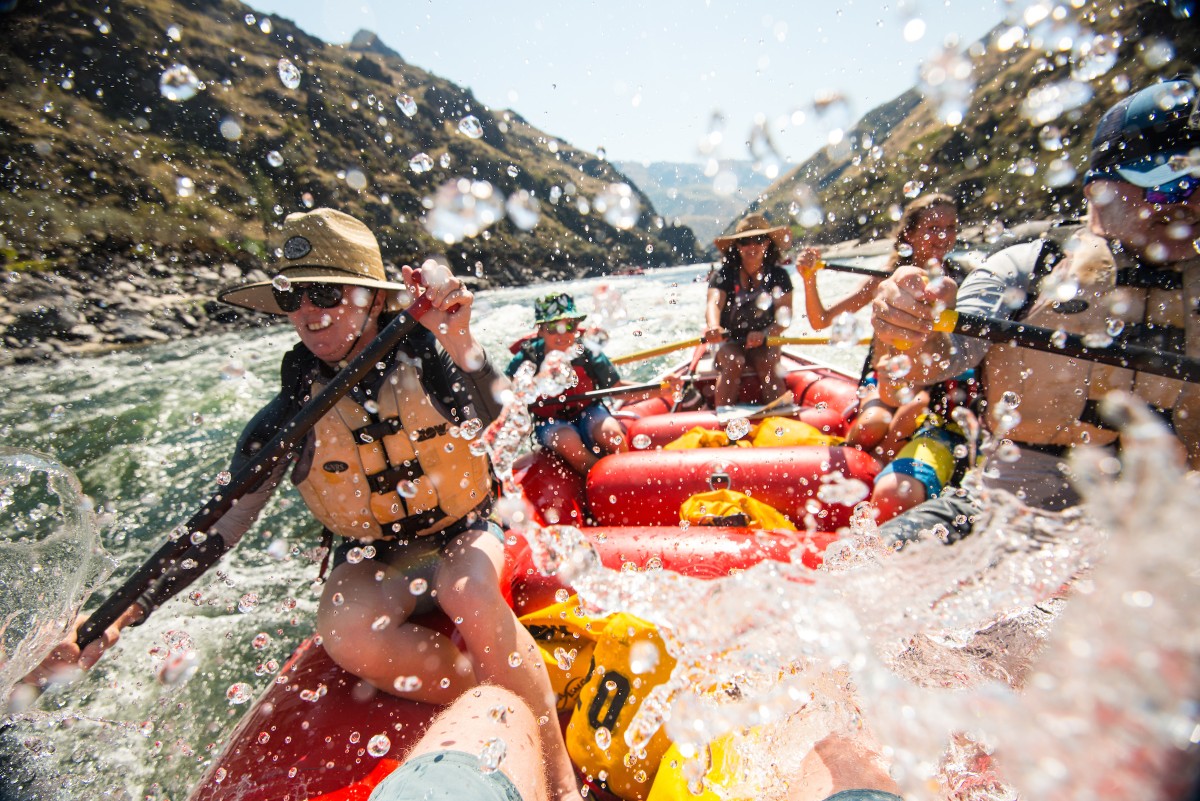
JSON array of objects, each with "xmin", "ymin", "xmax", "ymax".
[{"xmin": 190, "ymin": 527, "xmax": 836, "ymax": 801}]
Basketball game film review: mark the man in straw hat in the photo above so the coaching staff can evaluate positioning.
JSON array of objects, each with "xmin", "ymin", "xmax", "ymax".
[
  {"xmin": 43, "ymin": 208, "xmax": 579, "ymax": 797},
  {"xmin": 706, "ymin": 213, "xmax": 795, "ymax": 410}
]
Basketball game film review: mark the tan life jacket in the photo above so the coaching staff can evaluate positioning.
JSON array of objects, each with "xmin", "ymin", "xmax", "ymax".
[
  {"xmin": 983, "ymin": 229, "xmax": 1200, "ymax": 466},
  {"xmin": 293, "ymin": 359, "xmax": 493, "ymax": 541}
]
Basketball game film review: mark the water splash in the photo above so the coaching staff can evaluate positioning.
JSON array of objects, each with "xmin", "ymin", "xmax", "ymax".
[
  {"xmin": 422, "ymin": 179, "xmax": 505, "ymax": 244},
  {"xmin": 0, "ymin": 449, "xmax": 113, "ymax": 706},
  {"xmin": 508, "ymin": 392, "xmax": 1198, "ymax": 798}
]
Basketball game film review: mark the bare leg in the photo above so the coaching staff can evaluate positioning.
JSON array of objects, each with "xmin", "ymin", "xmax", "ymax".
[
  {"xmin": 317, "ymin": 560, "xmax": 475, "ymax": 705},
  {"xmin": 591, "ymin": 415, "xmax": 628, "ymax": 457},
  {"xmin": 436, "ymin": 530, "xmax": 579, "ymax": 800},
  {"xmin": 747, "ymin": 346, "xmax": 786, "ymax": 403},
  {"xmin": 546, "ymin": 424, "xmax": 600, "ymax": 475},
  {"xmin": 714, "ymin": 343, "xmax": 746, "ymax": 408},
  {"xmin": 870, "ymin": 471, "xmax": 929, "ymax": 523},
  {"xmin": 394, "ymin": 685, "xmax": 552, "ymax": 801},
  {"xmin": 872, "ymin": 391, "xmax": 929, "ymax": 462}
]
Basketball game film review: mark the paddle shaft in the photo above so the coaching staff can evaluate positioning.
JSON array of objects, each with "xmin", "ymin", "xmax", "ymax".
[
  {"xmin": 76, "ymin": 295, "xmax": 435, "ymax": 649},
  {"xmin": 819, "ymin": 257, "xmax": 971, "ymax": 280},
  {"xmin": 935, "ymin": 309, "xmax": 1200, "ymax": 384},
  {"xmin": 532, "ymin": 379, "xmax": 665, "ymax": 407}
]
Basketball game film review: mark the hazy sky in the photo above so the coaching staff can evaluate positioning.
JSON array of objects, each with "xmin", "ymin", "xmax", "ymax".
[{"xmin": 246, "ymin": 0, "xmax": 1007, "ymax": 165}]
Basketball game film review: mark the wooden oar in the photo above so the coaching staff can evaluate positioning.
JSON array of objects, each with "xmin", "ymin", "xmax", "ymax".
[
  {"xmin": 611, "ymin": 333, "xmax": 870, "ymax": 366},
  {"xmin": 76, "ymin": 293, "xmax": 438, "ymax": 649},
  {"xmin": 716, "ymin": 390, "xmax": 797, "ymax": 423},
  {"xmin": 933, "ymin": 309, "xmax": 1200, "ymax": 384}
]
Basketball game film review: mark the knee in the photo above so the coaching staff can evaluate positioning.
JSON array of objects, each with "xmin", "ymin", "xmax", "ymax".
[{"xmin": 871, "ymin": 473, "xmax": 928, "ymax": 522}]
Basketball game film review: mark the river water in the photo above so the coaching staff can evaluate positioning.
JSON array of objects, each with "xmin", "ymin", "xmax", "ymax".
[{"xmin": 2, "ymin": 263, "xmax": 1197, "ymax": 800}]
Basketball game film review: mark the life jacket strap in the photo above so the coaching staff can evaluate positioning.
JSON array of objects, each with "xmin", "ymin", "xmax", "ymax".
[{"xmin": 367, "ymin": 460, "xmax": 425, "ymax": 494}]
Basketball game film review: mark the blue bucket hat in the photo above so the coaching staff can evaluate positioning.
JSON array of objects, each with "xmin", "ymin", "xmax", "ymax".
[
  {"xmin": 1085, "ymin": 78, "xmax": 1200, "ymax": 191},
  {"xmin": 534, "ymin": 292, "xmax": 586, "ymax": 326}
]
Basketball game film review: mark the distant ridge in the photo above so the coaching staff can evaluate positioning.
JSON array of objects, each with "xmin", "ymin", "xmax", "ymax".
[{"xmin": 349, "ymin": 29, "xmax": 404, "ymax": 62}]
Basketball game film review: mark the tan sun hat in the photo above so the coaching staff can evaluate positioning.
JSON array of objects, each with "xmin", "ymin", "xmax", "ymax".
[
  {"xmin": 218, "ymin": 208, "xmax": 408, "ymax": 315},
  {"xmin": 713, "ymin": 213, "xmax": 792, "ymax": 254}
]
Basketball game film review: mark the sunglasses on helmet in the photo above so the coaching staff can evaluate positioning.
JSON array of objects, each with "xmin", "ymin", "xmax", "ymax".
[
  {"xmin": 1143, "ymin": 174, "xmax": 1199, "ymax": 205},
  {"xmin": 272, "ymin": 282, "xmax": 345, "ymax": 313}
]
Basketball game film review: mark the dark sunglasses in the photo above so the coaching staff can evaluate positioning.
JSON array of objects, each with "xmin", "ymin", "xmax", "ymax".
[
  {"xmin": 736, "ymin": 235, "xmax": 771, "ymax": 247},
  {"xmin": 1143, "ymin": 174, "xmax": 1198, "ymax": 205},
  {"xmin": 273, "ymin": 282, "xmax": 345, "ymax": 313}
]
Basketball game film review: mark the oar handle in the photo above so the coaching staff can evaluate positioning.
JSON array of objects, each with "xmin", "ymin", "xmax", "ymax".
[
  {"xmin": 818, "ymin": 260, "xmax": 890, "ymax": 279},
  {"xmin": 76, "ymin": 294, "xmax": 435, "ymax": 649},
  {"xmin": 935, "ymin": 309, "xmax": 1200, "ymax": 384}
]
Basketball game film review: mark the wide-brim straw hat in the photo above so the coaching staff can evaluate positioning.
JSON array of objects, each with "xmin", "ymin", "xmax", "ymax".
[
  {"xmin": 713, "ymin": 213, "xmax": 792, "ymax": 254},
  {"xmin": 218, "ymin": 208, "xmax": 408, "ymax": 315}
]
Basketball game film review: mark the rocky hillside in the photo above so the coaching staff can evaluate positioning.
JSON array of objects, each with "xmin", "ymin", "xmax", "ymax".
[
  {"xmin": 0, "ymin": 0, "xmax": 698, "ymax": 363},
  {"xmin": 747, "ymin": 1, "xmax": 1200, "ymax": 246}
]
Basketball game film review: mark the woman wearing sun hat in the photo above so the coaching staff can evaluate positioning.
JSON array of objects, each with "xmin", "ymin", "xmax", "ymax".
[
  {"xmin": 64, "ymin": 208, "xmax": 580, "ymax": 797},
  {"xmin": 705, "ymin": 213, "xmax": 795, "ymax": 410},
  {"xmin": 506, "ymin": 292, "xmax": 634, "ymax": 474}
]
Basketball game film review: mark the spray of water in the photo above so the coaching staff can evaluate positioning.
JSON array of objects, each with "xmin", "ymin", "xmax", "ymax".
[{"xmin": 0, "ymin": 448, "xmax": 114, "ymax": 707}]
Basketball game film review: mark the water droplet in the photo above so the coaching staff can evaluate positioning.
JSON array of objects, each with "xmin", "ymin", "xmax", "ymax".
[
  {"xmin": 507, "ymin": 651, "xmax": 522, "ymax": 668},
  {"xmin": 394, "ymin": 675, "xmax": 423, "ymax": 692},
  {"xmin": 371, "ymin": 615, "xmax": 391, "ymax": 631},
  {"xmin": 175, "ymin": 175, "xmax": 195, "ymax": 198},
  {"xmin": 593, "ymin": 183, "xmax": 640, "ymax": 230},
  {"xmin": 902, "ymin": 181, "xmax": 921, "ymax": 199},
  {"xmin": 458, "ymin": 115, "xmax": 484, "ymax": 139},
  {"xmin": 1000, "ymin": 391, "xmax": 1021, "ymax": 408},
  {"xmin": 219, "ymin": 118, "xmax": 242, "ymax": 140},
  {"xmin": 505, "ymin": 190, "xmax": 540, "ymax": 231},
  {"xmin": 1038, "ymin": 125, "xmax": 1064, "ymax": 152},
  {"xmin": 1045, "ymin": 157, "xmax": 1076, "ymax": 188},
  {"xmin": 346, "ymin": 169, "xmax": 368, "ymax": 191},
  {"xmin": 479, "ymin": 737, "xmax": 507, "ymax": 773},
  {"xmin": 252, "ymin": 632, "xmax": 270, "ymax": 649},
  {"xmin": 594, "ymin": 727, "xmax": 612, "ymax": 750},
  {"xmin": 157, "ymin": 649, "xmax": 200, "ymax": 686},
  {"xmin": 996, "ymin": 440, "xmax": 1023, "ymax": 463},
  {"xmin": 725, "ymin": 417, "xmax": 751, "ymax": 441},
  {"xmin": 439, "ymin": 152, "xmax": 452, "ymax": 168},
  {"xmin": 554, "ymin": 588, "xmax": 571, "ymax": 604},
  {"xmin": 271, "ymin": 274, "xmax": 292, "ymax": 292},
  {"xmin": 396, "ymin": 94, "xmax": 417, "ymax": 117},
  {"xmin": 1020, "ymin": 79, "xmax": 1093, "ymax": 124},
  {"xmin": 632, "ymin": 433, "xmax": 652, "ymax": 450},
  {"xmin": 409, "ymin": 578, "xmax": 428, "ymax": 596},
  {"xmin": 423, "ymin": 178, "xmax": 505, "ymax": 243},
  {"xmin": 368, "ymin": 734, "xmax": 391, "ymax": 757},
  {"xmin": 629, "ymin": 641, "xmax": 659, "ymax": 674},
  {"xmin": 1071, "ymin": 32, "xmax": 1121, "ymax": 80},
  {"xmin": 884, "ymin": 354, "xmax": 912, "ymax": 380},
  {"xmin": 159, "ymin": 64, "xmax": 203, "ymax": 102},
  {"xmin": 331, "ymin": 592, "xmax": 345, "ymax": 606},
  {"xmin": 238, "ymin": 593, "xmax": 259, "ymax": 613},
  {"xmin": 396, "ymin": 480, "xmax": 418, "ymax": 499},
  {"xmin": 226, "ymin": 683, "xmax": 253, "ymax": 704},
  {"xmin": 277, "ymin": 58, "xmax": 301, "ymax": 89},
  {"xmin": 346, "ymin": 546, "xmax": 366, "ymax": 564},
  {"xmin": 165, "ymin": 25, "xmax": 182, "ymax": 42}
]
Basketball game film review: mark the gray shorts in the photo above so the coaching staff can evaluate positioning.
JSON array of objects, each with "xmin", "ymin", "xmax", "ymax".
[
  {"xmin": 824, "ymin": 791, "xmax": 904, "ymax": 801},
  {"xmin": 368, "ymin": 751, "xmax": 524, "ymax": 801}
]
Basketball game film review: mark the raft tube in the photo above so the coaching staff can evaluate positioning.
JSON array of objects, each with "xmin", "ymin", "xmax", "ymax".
[
  {"xmin": 587, "ymin": 447, "xmax": 880, "ymax": 530},
  {"xmin": 191, "ymin": 527, "xmax": 836, "ymax": 801}
]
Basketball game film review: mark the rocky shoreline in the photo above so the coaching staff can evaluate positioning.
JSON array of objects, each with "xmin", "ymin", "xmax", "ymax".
[
  {"xmin": 0, "ymin": 222, "xmax": 1037, "ymax": 368},
  {"xmin": 0, "ymin": 244, "xmax": 279, "ymax": 367}
]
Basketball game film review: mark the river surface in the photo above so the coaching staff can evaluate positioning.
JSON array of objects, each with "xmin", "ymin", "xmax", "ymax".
[{"xmin": 2, "ymin": 263, "xmax": 1197, "ymax": 801}]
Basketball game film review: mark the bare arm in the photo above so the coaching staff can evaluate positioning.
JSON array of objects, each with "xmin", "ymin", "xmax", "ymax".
[{"xmin": 704, "ymin": 286, "xmax": 727, "ymax": 342}]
